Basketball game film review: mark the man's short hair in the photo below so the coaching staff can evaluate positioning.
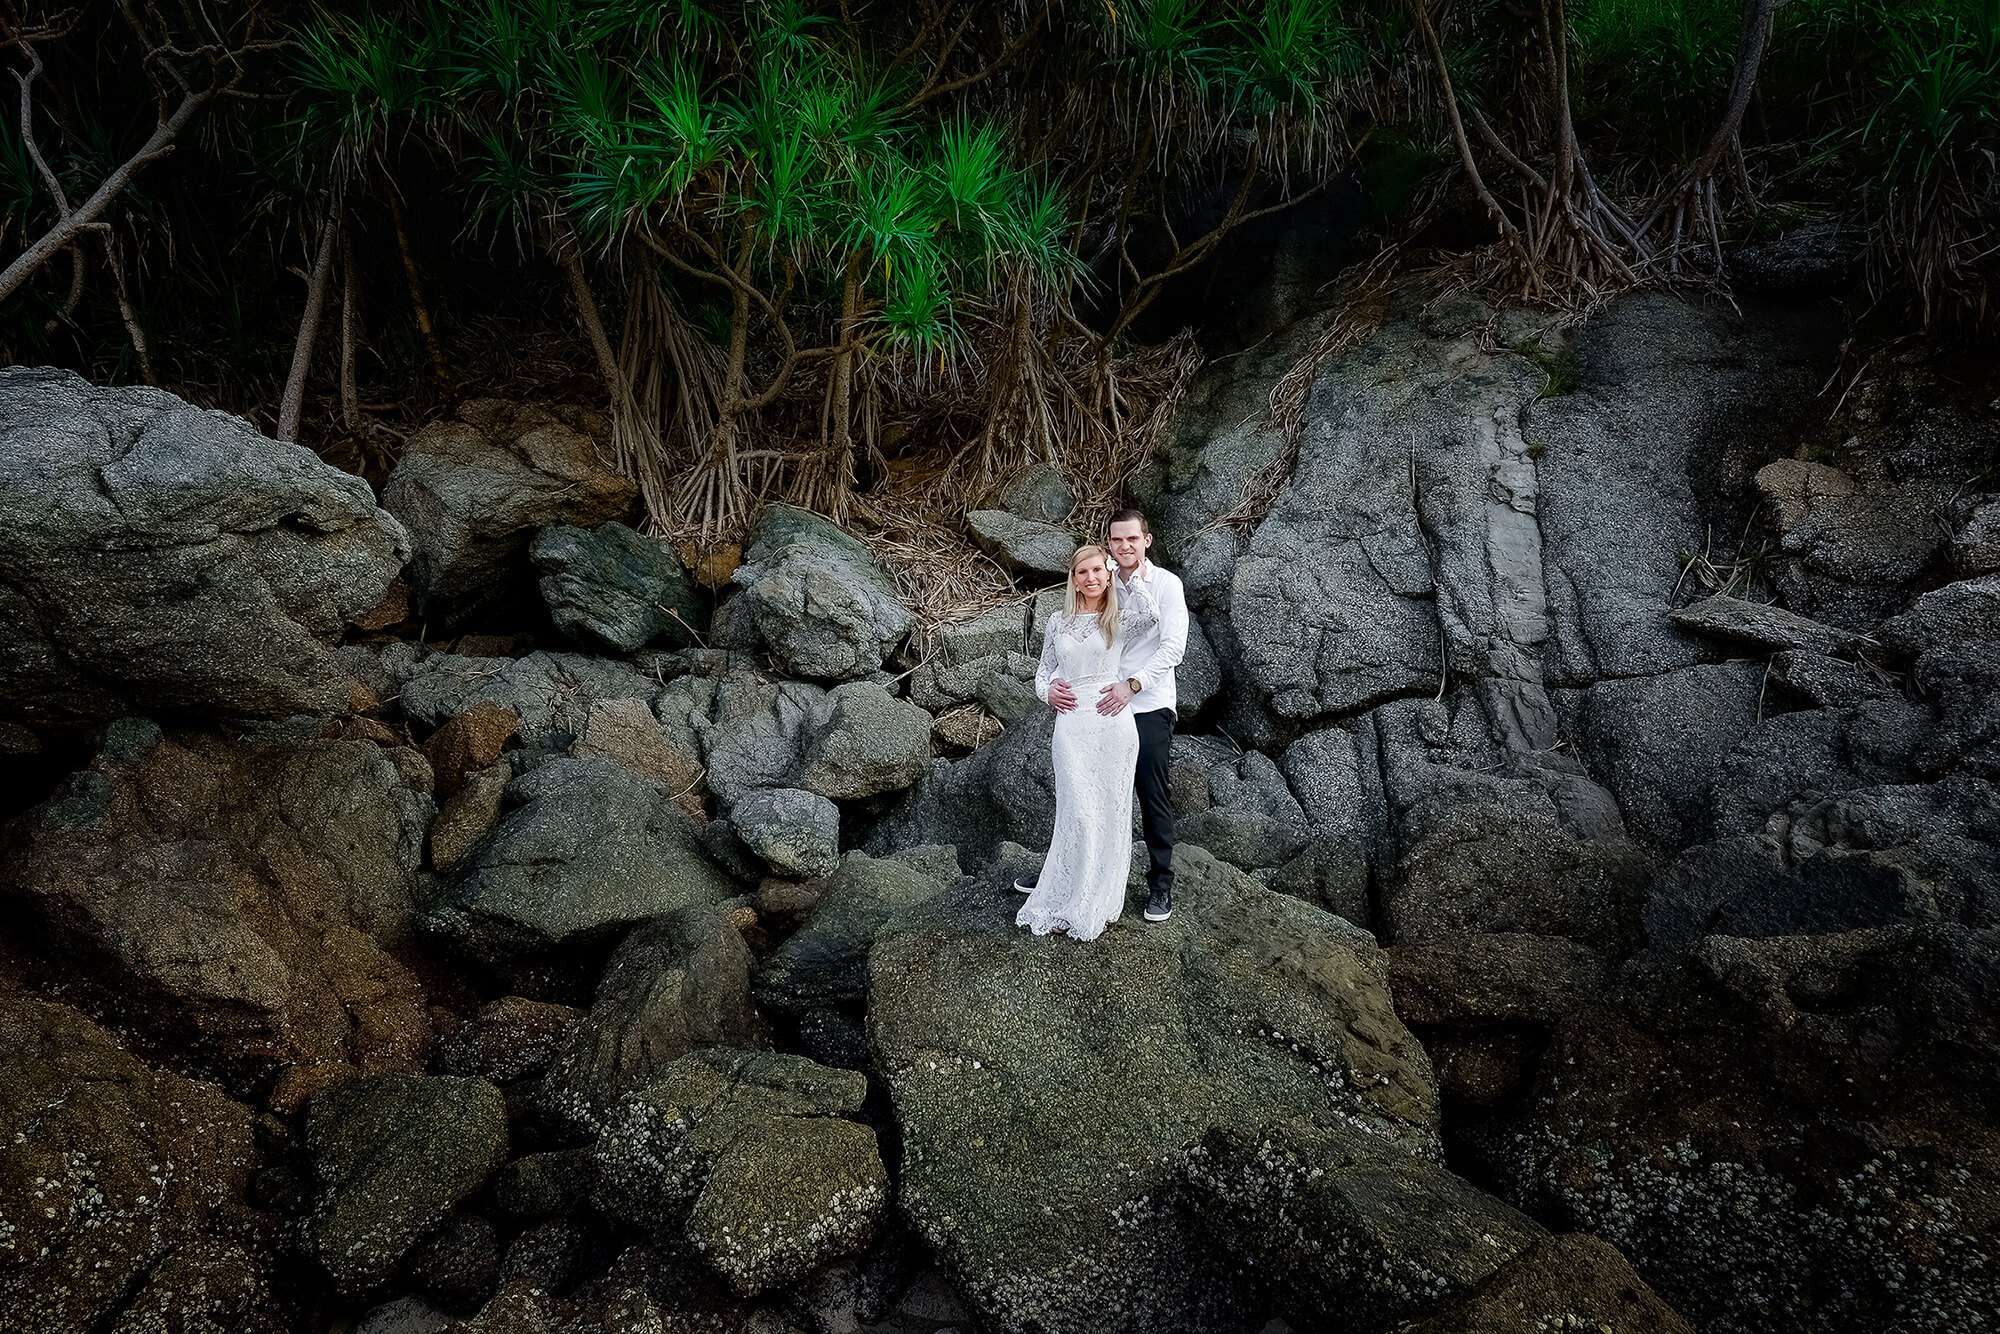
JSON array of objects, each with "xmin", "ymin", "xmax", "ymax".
[{"xmin": 1106, "ymin": 507, "xmax": 1150, "ymax": 535}]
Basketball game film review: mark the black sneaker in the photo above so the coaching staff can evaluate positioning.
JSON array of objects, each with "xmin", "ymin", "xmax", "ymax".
[
  {"xmin": 1142, "ymin": 886, "xmax": 1173, "ymax": 922},
  {"xmin": 1013, "ymin": 875, "xmax": 1038, "ymax": 894}
]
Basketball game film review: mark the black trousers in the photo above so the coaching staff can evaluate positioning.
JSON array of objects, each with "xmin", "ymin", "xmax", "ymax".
[{"xmin": 1134, "ymin": 708, "xmax": 1177, "ymax": 894}]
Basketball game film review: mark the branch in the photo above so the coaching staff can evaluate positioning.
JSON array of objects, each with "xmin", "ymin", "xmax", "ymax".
[
  {"xmin": 0, "ymin": 77, "xmax": 216, "ymax": 304},
  {"xmin": 905, "ymin": 4, "xmax": 1050, "ymax": 109}
]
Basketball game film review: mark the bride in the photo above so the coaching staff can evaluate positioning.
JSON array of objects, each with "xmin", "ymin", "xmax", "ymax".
[{"xmin": 1016, "ymin": 544, "xmax": 1160, "ymax": 940}]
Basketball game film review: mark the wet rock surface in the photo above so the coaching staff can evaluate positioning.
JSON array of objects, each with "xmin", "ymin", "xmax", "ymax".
[{"xmin": 713, "ymin": 505, "xmax": 913, "ymax": 681}]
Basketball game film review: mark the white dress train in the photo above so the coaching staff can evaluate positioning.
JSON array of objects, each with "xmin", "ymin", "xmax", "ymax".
[{"xmin": 1016, "ymin": 585, "xmax": 1161, "ymax": 940}]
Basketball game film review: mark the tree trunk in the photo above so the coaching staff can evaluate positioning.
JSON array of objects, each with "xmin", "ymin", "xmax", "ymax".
[
  {"xmin": 387, "ymin": 190, "xmax": 450, "ymax": 393},
  {"xmin": 103, "ymin": 230, "xmax": 156, "ymax": 385},
  {"xmin": 277, "ymin": 200, "xmax": 341, "ymax": 443},
  {"xmin": 556, "ymin": 225, "xmax": 624, "ymax": 401},
  {"xmin": 340, "ymin": 234, "xmax": 362, "ymax": 432}
]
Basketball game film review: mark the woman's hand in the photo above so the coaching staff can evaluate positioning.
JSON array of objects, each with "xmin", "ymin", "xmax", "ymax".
[{"xmin": 1048, "ymin": 678, "xmax": 1078, "ymax": 712}]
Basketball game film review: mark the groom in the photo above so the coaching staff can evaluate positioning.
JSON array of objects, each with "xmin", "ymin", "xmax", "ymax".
[{"xmin": 1035, "ymin": 507, "xmax": 1189, "ymax": 922}]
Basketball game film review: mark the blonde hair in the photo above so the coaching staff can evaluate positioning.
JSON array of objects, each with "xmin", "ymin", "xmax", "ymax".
[{"xmin": 1064, "ymin": 544, "xmax": 1120, "ymax": 648}]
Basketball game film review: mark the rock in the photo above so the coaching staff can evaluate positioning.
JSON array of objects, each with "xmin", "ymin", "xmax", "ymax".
[
  {"xmin": 1881, "ymin": 574, "xmax": 2000, "ymax": 777},
  {"xmin": 1394, "ymin": 1232, "xmax": 1694, "ymax": 1334},
  {"xmin": 1534, "ymin": 297, "xmax": 1829, "ymax": 683},
  {"xmin": 1768, "ymin": 649, "xmax": 1897, "ymax": 708},
  {"xmin": 1729, "ymin": 222, "xmax": 1863, "ymax": 299},
  {"xmin": 431, "ymin": 761, "xmax": 513, "ymax": 872},
  {"xmin": 713, "ymin": 505, "xmax": 913, "ymax": 680},
  {"xmin": 865, "ymin": 711, "xmax": 1058, "ymax": 869},
  {"xmin": 731, "ymin": 788, "xmax": 841, "ymax": 879},
  {"xmin": 1473, "ymin": 923, "xmax": 2000, "ymax": 1333},
  {"xmin": 1181, "ymin": 1118, "xmax": 1548, "ymax": 1330},
  {"xmin": 0, "ymin": 724, "xmax": 432, "ymax": 1092},
  {"xmin": 404, "ymin": 1211, "xmax": 501, "ymax": 1312},
  {"xmin": 974, "ymin": 671, "xmax": 1037, "ymax": 723},
  {"xmin": 358, "ymin": 1295, "xmax": 455, "ymax": 1334},
  {"xmin": 1953, "ymin": 497, "xmax": 2000, "ymax": 574},
  {"xmin": 0, "ymin": 366, "xmax": 408, "ymax": 727},
  {"xmin": 531, "ymin": 522, "xmax": 704, "ymax": 653},
  {"xmin": 490, "ymin": 1149, "xmax": 596, "ymax": 1222},
  {"xmin": 936, "ymin": 604, "xmax": 1033, "ymax": 664},
  {"xmin": 304, "ymin": 1074, "xmax": 508, "ymax": 1297},
  {"xmin": 1756, "ymin": 459, "xmax": 1956, "ymax": 628},
  {"xmin": 399, "ymin": 651, "xmax": 659, "ymax": 749},
  {"xmin": 1382, "ymin": 772, "xmax": 1654, "ymax": 955},
  {"xmin": 426, "ymin": 701, "xmax": 519, "ymax": 798},
  {"xmin": 909, "ymin": 649, "xmax": 1032, "ymax": 714},
  {"xmin": 754, "ymin": 853, "xmax": 946, "ymax": 1013},
  {"xmin": 1569, "ymin": 661, "xmax": 1768, "ymax": 850},
  {"xmin": 1268, "ymin": 839, "xmax": 1371, "ymax": 927},
  {"xmin": 656, "ymin": 669, "xmax": 825, "ymax": 807},
  {"xmin": 381, "ymin": 399, "xmax": 637, "ymax": 627},
  {"xmin": 535, "ymin": 905, "xmax": 768, "ymax": 1137},
  {"xmin": 435, "ymin": 997, "xmax": 584, "ymax": 1084},
  {"xmin": 965, "ymin": 509, "xmax": 1076, "ymax": 575},
  {"xmin": 423, "ymin": 757, "xmax": 735, "ymax": 964},
  {"xmin": 795, "ymin": 681, "xmax": 933, "ymax": 800},
  {"xmin": 999, "ymin": 463, "xmax": 1076, "ymax": 524},
  {"xmin": 930, "ymin": 703, "xmax": 1003, "ymax": 752},
  {"xmin": 868, "ymin": 846, "xmax": 1454, "ymax": 1333},
  {"xmin": 572, "ymin": 696, "xmax": 707, "ymax": 822},
  {"xmin": 1667, "ymin": 593, "xmax": 1872, "ymax": 655},
  {"xmin": 1182, "ymin": 806, "xmax": 1306, "ymax": 870},
  {"xmin": 592, "ymin": 1050, "xmax": 888, "ymax": 1297},
  {"xmin": 497, "ymin": 1216, "xmax": 595, "ymax": 1293},
  {"xmin": 1385, "ymin": 934, "xmax": 1606, "ymax": 1026},
  {"xmin": 446, "ymin": 1279, "xmax": 555, "ymax": 1334},
  {"xmin": 0, "ymin": 991, "xmax": 261, "ymax": 1333}
]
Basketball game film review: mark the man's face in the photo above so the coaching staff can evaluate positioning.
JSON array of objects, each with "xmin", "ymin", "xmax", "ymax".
[{"xmin": 1106, "ymin": 519, "xmax": 1151, "ymax": 572}]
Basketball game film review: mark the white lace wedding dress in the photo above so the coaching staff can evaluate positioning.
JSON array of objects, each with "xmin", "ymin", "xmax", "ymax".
[{"xmin": 1016, "ymin": 584, "xmax": 1160, "ymax": 940}]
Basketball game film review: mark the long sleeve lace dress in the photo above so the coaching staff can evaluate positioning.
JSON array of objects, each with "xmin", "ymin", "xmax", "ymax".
[{"xmin": 1016, "ymin": 581, "xmax": 1162, "ymax": 939}]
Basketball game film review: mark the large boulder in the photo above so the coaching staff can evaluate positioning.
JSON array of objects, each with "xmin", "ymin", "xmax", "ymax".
[
  {"xmin": 712, "ymin": 505, "xmax": 913, "ymax": 680},
  {"xmin": 0, "ymin": 366, "xmax": 408, "ymax": 728},
  {"xmin": 592, "ymin": 1050, "xmax": 889, "ymax": 1297},
  {"xmin": 422, "ymin": 757, "xmax": 735, "ymax": 963},
  {"xmin": 305, "ymin": 1074, "xmax": 509, "ymax": 1297},
  {"xmin": 0, "ymin": 720, "xmax": 433, "ymax": 1092},
  {"xmin": 530, "ymin": 521, "xmax": 704, "ymax": 653},
  {"xmin": 653, "ymin": 668, "xmax": 825, "ymax": 807},
  {"xmin": 397, "ymin": 650, "xmax": 660, "ymax": 748},
  {"xmin": 0, "ymin": 990, "xmax": 268, "ymax": 1333},
  {"xmin": 795, "ymin": 680, "xmax": 934, "ymax": 800},
  {"xmin": 729, "ymin": 787, "xmax": 841, "ymax": 879},
  {"xmin": 865, "ymin": 709, "xmax": 1059, "ymax": 870},
  {"xmin": 965, "ymin": 509, "xmax": 1076, "ymax": 576},
  {"xmin": 534, "ymin": 904, "xmax": 768, "ymax": 1136},
  {"xmin": 866, "ymin": 846, "xmax": 1547, "ymax": 1334},
  {"xmin": 1756, "ymin": 459, "xmax": 1957, "ymax": 629},
  {"xmin": 380, "ymin": 399, "xmax": 636, "ymax": 627},
  {"xmin": 753, "ymin": 852, "xmax": 947, "ymax": 1013},
  {"xmin": 998, "ymin": 463, "xmax": 1076, "ymax": 525}
]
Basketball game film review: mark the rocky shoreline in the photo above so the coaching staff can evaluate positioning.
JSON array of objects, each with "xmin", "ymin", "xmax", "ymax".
[{"xmin": 0, "ymin": 282, "xmax": 1994, "ymax": 1333}]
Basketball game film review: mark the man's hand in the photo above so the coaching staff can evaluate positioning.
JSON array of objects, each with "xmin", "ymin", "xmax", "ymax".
[
  {"xmin": 1097, "ymin": 680, "xmax": 1134, "ymax": 716},
  {"xmin": 1048, "ymin": 679, "xmax": 1078, "ymax": 712}
]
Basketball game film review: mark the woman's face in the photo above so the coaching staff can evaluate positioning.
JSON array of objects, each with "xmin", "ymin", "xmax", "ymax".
[{"xmin": 1072, "ymin": 553, "xmax": 1109, "ymax": 601}]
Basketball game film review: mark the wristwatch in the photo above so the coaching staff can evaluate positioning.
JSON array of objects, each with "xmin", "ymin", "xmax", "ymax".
[{"xmin": 1126, "ymin": 677, "xmax": 1142, "ymax": 693}]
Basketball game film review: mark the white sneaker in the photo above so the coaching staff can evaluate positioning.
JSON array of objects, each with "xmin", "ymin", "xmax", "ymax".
[{"xmin": 1013, "ymin": 877, "xmax": 1038, "ymax": 893}]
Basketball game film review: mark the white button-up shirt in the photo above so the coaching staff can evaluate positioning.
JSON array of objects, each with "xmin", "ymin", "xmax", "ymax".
[{"xmin": 1116, "ymin": 558, "xmax": 1188, "ymax": 716}]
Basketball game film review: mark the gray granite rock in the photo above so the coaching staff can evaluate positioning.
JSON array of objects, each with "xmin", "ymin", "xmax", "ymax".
[
  {"xmin": 1667, "ymin": 593, "xmax": 1872, "ymax": 655},
  {"xmin": 965, "ymin": 509, "xmax": 1077, "ymax": 576},
  {"xmin": 712, "ymin": 505, "xmax": 912, "ymax": 680},
  {"xmin": 381, "ymin": 399, "xmax": 636, "ymax": 627},
  {"xmin": 530, "ymin": 522, "xmax": 703, "ymax": 653},
  {"xmin": 795, "ymin": 681, "xmax": 933, "ymax": 800},
  {"xmin": 423, "ymin": 757, "xmax": 734, "ymax": 963},
  {"xmin": 592, "ymin": 1050, "xmax": 887, "ymax": 1297},
  {"xmin": 534, "ymin": 904, "xmax": 767, "ymax": 1136},
  {"xmin": 0, "ymin": 367, "xmax": 408, "ymax": 727},
  {"xmin": 999, "ymin": 463, "xmax": 1076, "ymax": 524},
  {"xmin": 731, "ymin": 787, "xmax": 841, "ymax": 879}
]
